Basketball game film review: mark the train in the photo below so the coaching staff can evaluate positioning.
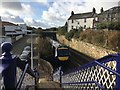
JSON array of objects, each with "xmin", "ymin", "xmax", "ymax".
[
  {"xmin": 49, "ymin": 38, "xmax": 69, "ymax": 61},
  {"xmin": 57, "ymin": 45, "xmax": 69, "ymax": 61}
]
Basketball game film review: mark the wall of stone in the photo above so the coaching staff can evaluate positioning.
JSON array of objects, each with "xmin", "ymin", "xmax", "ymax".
[{"xmin": 57, "ymin": 35, "xmax": 117, "ymax": 59}]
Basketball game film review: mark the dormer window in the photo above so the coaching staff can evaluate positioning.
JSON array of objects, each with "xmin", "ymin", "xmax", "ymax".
[{"xmin": 72, "ymin": 26, "xmax": 73, "ymax": 29}]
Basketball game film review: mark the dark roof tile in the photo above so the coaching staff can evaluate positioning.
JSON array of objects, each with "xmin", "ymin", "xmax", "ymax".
[
  {"xmin": 68, "ymin": 12, "xmax": 96, "ymax": 20},
  {"xmin": 0, "ymin": 21, "xmax": 17, "ymax": 26}
]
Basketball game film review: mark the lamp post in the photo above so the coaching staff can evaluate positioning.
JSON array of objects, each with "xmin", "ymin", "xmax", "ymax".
[{"xmin": 31, "ymin": 30, "xmax": 33, "ymax": 70}]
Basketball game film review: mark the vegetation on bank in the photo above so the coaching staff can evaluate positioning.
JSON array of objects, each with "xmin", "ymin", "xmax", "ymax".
[
  {"xmin": 57, "ymin": 22, "xmax": 120, "ymax": 52},
  {"xmin": 57, "ymin": 23, "xmax": 67, "ymax": 35},
  {"xmin": 36, "ymin": 32, "xmax": 53, "ymax": 59},
  {"xmin": 31, "ymin": 21, "xmax": 120, "ymax": 52},
  {"xmin": 96, "ymin": 21, "xmax": 120, "ymax": 30},
  {"xmin": 79, "ymin": 30, "xmax": 120, "ymax": 51}
]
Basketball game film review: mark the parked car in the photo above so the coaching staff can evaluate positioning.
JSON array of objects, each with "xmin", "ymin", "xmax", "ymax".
[
  {"xmin": 19, "ymin": 46, "xmax": 31, "ymax": 64},
  {"xmin": 24, "ymin": 46, "xmax": 31, "ymax": 51},
  {"xmin": 22, "ymin": 50, "xmax": 30, "ymax": 55},
  {"xmin": 20, "ymin": 53, "xmax": 28, "ymax": 61}
]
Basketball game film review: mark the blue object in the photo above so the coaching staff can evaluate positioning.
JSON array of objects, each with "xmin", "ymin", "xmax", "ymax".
[
  {"xmin": 1, "ymin": 42, "xmax": 12, "ymax": 53},
  {"xmin": 54, "ymin": 52, "xmax": 120, "ymax": 89},
  {"xmin": 0, "ymin": 42, "xmax": 36, "ymax": 89},
  {"xmin": 1, "ymin": 42, "xmax": 16, "ymax": 89}
]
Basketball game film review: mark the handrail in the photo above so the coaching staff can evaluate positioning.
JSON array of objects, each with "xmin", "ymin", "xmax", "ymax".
[
  {"xmin": 62, "ymin": 81, "xmax": 105, "ymax": 90},
  {"xmin": 0, "ymin": 42, "xmax": 37, "ymax": 89},
  {"xmin": 63, "ymin": 54, "xmax": 115, "ymax": 75},
  {"xmin": 94, "ymin": 61, "xmax": 120, "ymax": 77},
  {"xmin": 16, "ymin": 63, "xmax": 29, "ymax": 90},
  {"xmin": 53, "ymin": 53, "xmax": 120, "ymax": 89}
]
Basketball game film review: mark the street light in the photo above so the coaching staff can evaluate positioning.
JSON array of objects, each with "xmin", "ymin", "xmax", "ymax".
[{"xmin": 31, "ymin": 30, "xmax": 33, "ymax": 70}]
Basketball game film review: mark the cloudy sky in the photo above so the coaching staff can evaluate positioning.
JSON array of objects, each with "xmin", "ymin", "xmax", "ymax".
[{"xmin": 0, "ymin": 0, "xmax": 119, "ymax": 29}]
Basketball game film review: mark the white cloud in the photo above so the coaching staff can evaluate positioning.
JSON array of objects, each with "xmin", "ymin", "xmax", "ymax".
[
  {"xmin": 24, "ymin": 17, "xmax": 52, "ymax": 28},
  {"xmin": 1, "ymin": 0, "xmax": 119, "ymax": 29},
  {"xmin": 1, "ymin": 0, "xmax": 20, "ymax": 2},
  {"xmin": 83, "ymin": 0, "xmax": 119, "ymax": 13},
  {"xmin": 42, "ymin": 0, "xmax": 119, "ymax": 28},
  {"xmin": 1, "ymin": 0, "xmax": 35, "ymax": 17},
  {"xmin": 2, "ymin": 2, "xmax": 22, "ymax": 10},
  {"xmin": 42, "ymin": 1, "xmax": 87, "ymax": 27},
  {"xmin": 0, "ymin": 2, "xmax": 35, "ymax": 25},
  {"xmin": 34, "ymin": 0, "xmax": 47, "ymax": 3},
  {"xmin": 1, "ymin": 13, "xmax": 24, "ymax": 24},
  {"xmin": 21, "ymin": 3, "xmax": 34, "ymax": 17}
]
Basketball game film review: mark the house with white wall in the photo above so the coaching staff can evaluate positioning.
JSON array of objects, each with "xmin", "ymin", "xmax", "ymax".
[
  {"xmin": 0, "ymin": 17, "xmax": 12, "ymax": 44},
  {"xmin": 67, "ymin": 9, "xmax": 98, "ymax": 32},
  {"xmin": 19, "ymin": 24, "xmax": 27, "ymax": 35},
  {"xmin": 0, "ymin": 21, "xmax": 27, "ymax": 43}
]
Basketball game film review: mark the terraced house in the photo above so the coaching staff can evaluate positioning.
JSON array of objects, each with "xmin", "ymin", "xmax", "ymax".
[
  {"xmin": 67, "ymin": 5, "xmax": 120, "ymax": 32},
  {"xmin": 98, "ymin": 6, "xmax": 120, "ymax": 23},
  {"xmin": 67, "ymin": 8, "xmax": 98, "ymax": 32}
]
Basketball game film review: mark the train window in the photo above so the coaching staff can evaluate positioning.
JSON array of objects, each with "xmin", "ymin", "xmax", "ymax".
[{"xmin": 58, "ymin": 49, "xmax": 69, "ymax": 56}]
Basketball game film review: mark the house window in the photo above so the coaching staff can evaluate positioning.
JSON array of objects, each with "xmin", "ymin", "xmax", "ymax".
[
  {"xmin": 72, "ymin": 20, "xmax": 74, "ymax": 23},
  {"xmin": 72, "ymin": 26, "xmax": 73, "ymax": 29},
  {"xmin": 84, "ymin": 25, "xmax": 86, "ymax": 29},
  {"xmin": 84, "ymin": 18, "xmax": 86, "ymax": 22},
  {"xmin": 78, "ymin": 22, "xmax": 79, "ymax": 24}
]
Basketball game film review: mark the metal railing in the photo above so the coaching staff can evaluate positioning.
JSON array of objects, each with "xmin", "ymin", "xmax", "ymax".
[
  {"xmin": 0, "ymin": 42, "xmax": 36, "ymax": 90},
  {"xmin": 16, "ymin": 63, "xmax": 29, "ymax": 90},
  {"xmin": 53, "ymin": 53, "xmax": 120, "ymax": 89}
]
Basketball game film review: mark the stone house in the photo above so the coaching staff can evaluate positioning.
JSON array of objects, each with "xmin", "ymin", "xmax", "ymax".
[{"xmin": 98, "ymin": 6, "xmax": 120, "ymax": 23}]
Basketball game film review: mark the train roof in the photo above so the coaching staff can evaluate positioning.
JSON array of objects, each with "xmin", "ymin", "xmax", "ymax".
[{"xmin": 49, "ymin": 38, "xmax": 69, "ymax": 48}]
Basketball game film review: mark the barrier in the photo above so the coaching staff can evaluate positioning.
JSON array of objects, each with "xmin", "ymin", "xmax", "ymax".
[
  {"xmin": 0, "ymin": 42, "xmax": 37, "ymax": 89},
  {"xmin": 53, "ymin": 53, "xmax": 120, "ymax": 89}
]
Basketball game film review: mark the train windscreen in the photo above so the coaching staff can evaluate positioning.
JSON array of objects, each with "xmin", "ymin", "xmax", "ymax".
[{"xmin": 58, "ymin": 48, "xmax": 69, "ymax": 56}]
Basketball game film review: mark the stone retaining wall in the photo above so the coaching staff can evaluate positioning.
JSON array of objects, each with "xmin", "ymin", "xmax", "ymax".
[{"xmin": 57, "ymin": 35, "xmax": 117, "ymax": 59}]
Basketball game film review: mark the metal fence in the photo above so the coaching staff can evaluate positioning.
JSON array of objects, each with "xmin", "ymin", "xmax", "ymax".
[
  {"xmin": 0, "ymin": 42, "xmax": 36, "ymax": 90},
  {"xmin": 53, "ymin": 53, "xmax": 120, "ymax": 89}
]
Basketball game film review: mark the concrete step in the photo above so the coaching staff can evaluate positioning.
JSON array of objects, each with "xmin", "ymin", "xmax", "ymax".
[{"xmin": 37, "ymin": 78, "xmax": 61, "ymax": 90}]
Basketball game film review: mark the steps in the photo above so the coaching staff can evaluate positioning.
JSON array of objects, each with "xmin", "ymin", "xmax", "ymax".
[{"xmin": 37, "ymin": 78, "xmax": 61, "ymax": 89}]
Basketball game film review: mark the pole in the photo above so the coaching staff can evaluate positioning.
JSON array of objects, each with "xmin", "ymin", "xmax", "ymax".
[
  {"xmin": 31, "ymin": 31, "xmax": 33, "ymax": 70},
  {"xmin": 59, "ymin": 66, "xmax": 62, "ymax": 87}
]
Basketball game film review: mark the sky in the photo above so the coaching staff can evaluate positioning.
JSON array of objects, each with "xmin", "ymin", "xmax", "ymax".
[{"xmin": 0, "ymin": 0, "xmax": 120, "ymax": 29}]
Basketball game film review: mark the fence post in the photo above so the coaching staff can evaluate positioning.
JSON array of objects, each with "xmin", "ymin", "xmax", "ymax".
[
  {"xmin": 59, "ymin": 66, "xmax": 62, "ymax": 87},
  {"xmin": 1, "ymin": 42, "xmax": 16, "ymax": 89},
  {"xmin": 116, "ymin": 53, "xmax": 120, "ymax": 90}
]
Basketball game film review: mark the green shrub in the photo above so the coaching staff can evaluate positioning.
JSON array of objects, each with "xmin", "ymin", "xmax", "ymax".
[
  {"xmin": 36, "ymin": 37, "xmax": 53, "ymax": 58},
  {"xmin": 65, "ymin": 29, "xmax": 76, "ymax": 41},
  {"xmin": 57, "ymin": 25, "xmax": 67, "ymax": 35},
  {"xmin": 96, "ymin": 22, "xmax": 108, "ymax": 29},
  {"xmin": 73, "ymin": 27, "xmax": 83, "ymax": 39},
  {"xmin": 96, "ymin": 21, "xmax": 120, "ymax": 30}
]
